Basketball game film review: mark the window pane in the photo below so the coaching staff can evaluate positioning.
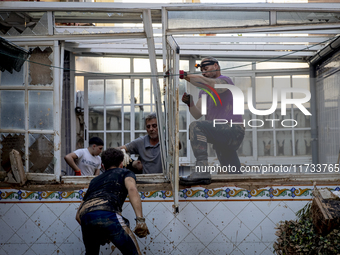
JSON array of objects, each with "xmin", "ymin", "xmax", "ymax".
[
  {"xmin": 1, "ymin": 69, "xmax": 24, "ymax": 86},
  {"xmin": 106, "ymin": 79, "xmax": 122, "ymax": 104},
  {"xmin": 295, "ymin": 130, "xmax": 312, "ymax": 156},
  {"xmin": 235, "ymin": 77, "xmax": 251, "ymax": 103},
  {"xmin": 28, "ymin": 91, "xmax": 53, "ymax": 130},
  {"xmin": 135, "ymin": 105, "xmax": 151, "ymax": 130},
  {"xmin": 106, "ymin": 106, "xmax": 121, "ymax": 130},
  {"xmin": 123, "ymin": 79, "xmax": 131, "ymax": 104},
  {"xmin": 124, "ymin": 132, "xmax": 130, "ymax": 144},
  {"xmin": 134, "ymin": 59, "xmax": 163, "ymax": 73},
  {"xmin": 255, "ymin": 77, "xmax": 272, "ymax": 103},
  {"xmin": 107, "ymin": 133, "xmax": 122, "ymax": 148},
  {"xmin": 257, "ymin": 131, "xmax": 273, "ymax": 156},
  {"xmin": 135, "ymin": 132, "xmax": 146, "ymax": 138},
  {"xmin": 134, "ymin": 79, "xmax": 141, "ymax": 104},
  {"xmin": 168, "ymin": 11, "xmax": 269, "ymax": 29},
  {"xmin": 76, "ymin": 76, "xmax": 84, "ymax": 92},
  {"xmin": 277, "ymin": 12, "xmax": 339, "ymax": 25},
  {"xmin": 292, "ymin": 75, "xmax": 310, "ymax": 110},
  {"xmin": 256, "ymin": 62, "xmax": 308, "ymax": 70},
  {"xmin": 294, "ymin": 109, "xmax": 311, "ymax": 128},
  {"xmin": 179, "ymin": 132, "xmax": 187, "ymax": 157},
  {"xmin": 143, "ymin": 79, "xmax": 151, "ymax": 104},
  {"xmin": 0, "ymin": 91, "xmax": 25, "ymax": 129},
  {"xmin": 88, "ymin": 80, "xmax": 104, "ymax": 105},
  {"xmin": 179, "ymin": 105, "xmax": 187, "ymax": 130},
  {"xmin": 274, "ymin": 76, "xmax": 291, "ymax": 101},
  {"xmin": 0, "ymin": 133, "xmax": 25, "ymax": 172},
  {"xmin": 276, "ymin": 131, "xmax": 292, "ymax": 156},
  {"xmin": 75, "ymin": 57, "xmax": 130, "ymax": 73},
  {"xmin": 29, "ymin": 47, "xmax": 53, "ymax": 86},
  {"xmin": 123, "ymin": 106, "xmax": 131, "ymax": 131},
  {"xmin": 220, "ymin": 61, "xmax": 252, "ymax": 71},
  {"xmin": 89, "ymin": 106, "xmax": 104, "ymax": 131},
  {"xmin": 28, "ymin": 134, "xmax": 54, "ymax": 174},
  {"xmin": 237, "ymin": 131, "xmax": 252, "ymax": 156}
]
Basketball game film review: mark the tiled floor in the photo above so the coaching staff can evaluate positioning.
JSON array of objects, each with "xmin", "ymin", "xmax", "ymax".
[{"xmin": 0, "ymin": 199, "xmax": 310, "ymax": 255}]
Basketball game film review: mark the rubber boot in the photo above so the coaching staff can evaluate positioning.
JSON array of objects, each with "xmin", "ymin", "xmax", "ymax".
[{"xmin": 179, "ymin": 161, "xmax": 211, "ymax": 186}]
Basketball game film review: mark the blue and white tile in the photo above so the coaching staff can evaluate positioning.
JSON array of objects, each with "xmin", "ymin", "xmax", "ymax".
[
  {"xmin": 45, "ymin": 218, "xmax": 72, "ymax": 244},
  {"xmin": 191, "ymin": 217, "xmax": 220, "ymax": 246},
  {"xmin": 237, "ymin": 202, "xmax": 266, "ymax": 231},
  {"xmin": 169, "ymin": 247, "xmax": 184, "ymax": 255},
  {"xmin": 2, "ymin": 204, "xmax": 29, "ymax": 232},
  {"xmin": 206, "ymin": 232, "xmax": 235, "ymax": 255},
  {"xmin": 0, "ymin": 203, "xmax": 13, "ymax": 218},
  {"xmin": 176, "ymin": 202, "xmax": 204, "ymax": 231},
  {"xmin": 147, "ymin": 232, "xmax": 175, "ymax": 254},
  {"xmin": 17, "ymin": 218, "xmax": 43, "ymax": 245},
  {"xmin": 224, "ymin": 201, "xmax": 250, "ymax": 216},
  {"xmin": 176, "ymin": 233, "xmax": 205, "ymax": 255},
  {"xmin": 46, "ymin": 202, "xmax": 71, "ymax": 218},
  {"xmin": 207, "ymin": 202, "xmax": 235, "ymax": 231},
  {"xmin": 23, "ymin": 248, "xmax": 38, "ymax": 255},
  {"xmin": 193, "ymin": 201, "xmax": 219, "ymax": 216},
  {"xmin": 59, "ymin": 203, "xmax": 79, "ymax": 232},
  {"xmin": 230, "ymin": 247, "xmax": 245, "ymax": 255},
  {"xmin": 140, "ymin": 201, "xmax": 158, "ymax": 216},
  {"xmin": 285, "ymin": 200, "xmax": 310, "ymax": 215},
  {"xmin": 199, "ymin": 247, "xmax": 215, "ymax": 255},
  {"xmin": 1, "ymin": 233, "xmax": 28, "ymax": 255},
  {"xmin": 252, "ymin": 201, "xmax": 281, "ymax": 216},
  {"xmin": 260, "ymin": 247, "xmax": 276, "ymax": 255},
  {"xmin": 17, "ymin": 203, "xmax": 41, "ymax": 218},
  {"xmin": 267, "ymin": 201, "xmax": 297, "ymax": 224},
  {"xmin": 163, "ymin": 218, "xmax": 190, "ymax": 244},
  {"xmin": 30, "ymin": 203, "xmax": 57, "ymax": 232},
  {"xmin": 147, "ymin": 203, "xmax": 175, "ymax": 231},
  {"xmin": 0, "ymin": 218, "xmax": 15, "ymax": 243},
  {"xmin": 237, "ymin": 233, "xmax": 267, "ymax": 255},
  {"xmin": 222, "ymin": 217, "xmax": 251, "ymax": 245},
  {"xmin": 30, "ymin": 234, "xmax": 58, "ymax": 255},
  {"xmin": 252, "ymin": 217, "xmax": 277, "ymax": 244},
  {"xmin": 59, "ymin": 241, "xmax": 85, "ymax": 255}
]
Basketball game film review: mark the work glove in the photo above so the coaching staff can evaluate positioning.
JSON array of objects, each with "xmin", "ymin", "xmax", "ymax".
[
  {"xmin": 134, "ymin": 217, "xmax": 150, "ymax": 238},
  {"xmin": 121, "ymin": 149, "xmax": 131, "ymax": 167},
  {"xmin": 75, "ymin": 169, "xmax": 81, "ymax": 176},
  {"xmin": 179, "ymin": 70, "xmax": 187, "ymax": 79},
  {"xmin": 182, "ymin": 92, "xmax": 194, "ymax": 107}
]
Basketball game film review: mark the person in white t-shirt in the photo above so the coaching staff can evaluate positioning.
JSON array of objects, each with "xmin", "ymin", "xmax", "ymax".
[{"xmin": 64, "ymin": 137, "xmax": 104, "ymax": 176}]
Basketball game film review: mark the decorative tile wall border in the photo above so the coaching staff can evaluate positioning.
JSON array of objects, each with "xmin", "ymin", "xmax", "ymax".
[{"xmin": 0, "ymin": 186, "xmax": 339, "ymax": 202}]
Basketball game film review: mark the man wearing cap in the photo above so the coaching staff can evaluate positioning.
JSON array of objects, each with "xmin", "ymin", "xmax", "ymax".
[{"xmin": 179, "ymin": 57, "xmax": 245, "ymax": 185}]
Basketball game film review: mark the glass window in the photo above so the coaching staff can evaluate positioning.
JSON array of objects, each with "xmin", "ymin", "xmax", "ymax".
[
  {"xmin": 0, "ymin": 69, "xmax": 24, "ymax": 86},
  {"xmin": 168, "ymin": 11, "xmax": 269, "ymax": 29},
  {"xmin": 75, "ymin": 57, "xmax": 130, "ymax": 73},
  {"xmin": 28, "ymin": 91, "xmax": 53, "ymax": 130},
  {"xmin": 0, "ymin": 90, "xmax": 25, "ymax": 129}
]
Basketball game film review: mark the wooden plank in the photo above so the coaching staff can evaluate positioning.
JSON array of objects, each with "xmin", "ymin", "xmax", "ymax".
[{"xmin": 9, "ymin": 149, "xmax": 27, "ymax": 186}]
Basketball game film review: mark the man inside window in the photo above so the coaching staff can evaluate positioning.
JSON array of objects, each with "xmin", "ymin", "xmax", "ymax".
[
  {"xmin": 119, "ymin": 112, "xmax": 162, "ymax": 174},
  {"xmin": 64, "ymin": 136, "xmax": 103, "ymax": 176},
  {"xmin": 179, "ymin": 57, "xmax": 245, "ymax": 186},
  {"xmin": 76, "ymin": 148, "xmax": 149, "ymax": 255}
]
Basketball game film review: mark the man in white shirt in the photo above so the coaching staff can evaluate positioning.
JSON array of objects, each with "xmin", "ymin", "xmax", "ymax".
[{"xmin": 64, "ymin": 137, "xmax": 104, "ymax": 176}]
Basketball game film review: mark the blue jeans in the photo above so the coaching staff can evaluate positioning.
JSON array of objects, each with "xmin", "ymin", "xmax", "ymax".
[{"xmin": 81, "ymin": 210, "xmax": 140, "ymax": 255}]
